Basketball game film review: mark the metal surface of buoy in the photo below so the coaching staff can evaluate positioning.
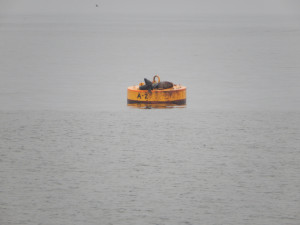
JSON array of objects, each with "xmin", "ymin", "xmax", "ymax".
[{"xmin": 127, "ymin": 75, "xmax": 186, "ymax": 105}]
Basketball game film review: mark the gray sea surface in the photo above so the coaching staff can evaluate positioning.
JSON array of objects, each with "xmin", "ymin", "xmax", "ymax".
[{"xmin": 0, "ymin": 13, "xmax": 300, "ymax": 225}]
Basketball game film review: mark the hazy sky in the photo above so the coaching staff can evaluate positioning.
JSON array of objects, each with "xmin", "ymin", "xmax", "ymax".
[{"xmin": 1, "ymin": 0, "xmax": 299, "ymax": 16}]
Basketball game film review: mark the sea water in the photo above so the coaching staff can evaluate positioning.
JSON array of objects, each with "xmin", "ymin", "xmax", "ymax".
[{"xmin": 0, "ymin": 14, "xmax": 299, "ymax": 225}]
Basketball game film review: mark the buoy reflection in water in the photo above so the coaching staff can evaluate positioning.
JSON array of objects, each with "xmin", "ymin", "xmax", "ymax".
[{"xmin": 127, "ymin": 103, "xmax": 186, "ymax": 109}]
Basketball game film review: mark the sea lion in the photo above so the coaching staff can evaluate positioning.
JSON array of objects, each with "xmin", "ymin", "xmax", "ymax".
[
  {"xmin": 139, "ymin": 78, "xmax": 153, "ymax": 91},
  {"xmin": 139, "ymin": 78, "xmax": 173, "ymax": 91},
  {"xmin": 155, "ymin": 81, "xmax": 173, "ymax": 89}
]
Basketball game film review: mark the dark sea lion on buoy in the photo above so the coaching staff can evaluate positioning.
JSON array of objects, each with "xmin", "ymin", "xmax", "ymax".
[
  {"xmin": 156, "ymin": 81, "xmax": 173, "ymax": 89},
  {"xmin": 144, "ymin": 78, "xmax": 153, "ymax": 86},
  {"xmin": 139, "ymin": 78, "xmax": 173, "ymax": 91},
  {"xmin": 139, "ymin": 78, "xmax": 153, "ymax": 91}
]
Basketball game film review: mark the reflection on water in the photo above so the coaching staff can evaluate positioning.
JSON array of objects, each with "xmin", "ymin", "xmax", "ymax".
[{"xmin": 127, "ymin": 103, "xmax": 186, "ymax": 109}]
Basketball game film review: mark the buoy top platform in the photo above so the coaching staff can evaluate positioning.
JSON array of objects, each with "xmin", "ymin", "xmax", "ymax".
[{"xmin": 127, "ymin": 75, "xmax": 186, "ymax": 105}]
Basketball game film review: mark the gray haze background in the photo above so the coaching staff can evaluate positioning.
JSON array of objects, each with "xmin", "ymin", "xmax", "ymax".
[
  {"xmin": 1, "ymin": 0, "xmax": 300, "ymax": 16},
  {"xmin": 1, "ymin": 1, "xmax": 300, "ymax": 225},
  {"xmin": 0, "ymin": 0, "xmax": 300, "ymax": 111}
]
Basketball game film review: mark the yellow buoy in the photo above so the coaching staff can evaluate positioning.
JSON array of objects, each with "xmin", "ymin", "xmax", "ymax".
[{"xmin": 127, "ymin": 75, "xmax": 186, "ymax": 105}]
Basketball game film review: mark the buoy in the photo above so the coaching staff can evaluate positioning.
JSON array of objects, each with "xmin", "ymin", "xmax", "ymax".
[{"xmin": 127, "ymin": 75, "xmax": 186, "ymax": 105}]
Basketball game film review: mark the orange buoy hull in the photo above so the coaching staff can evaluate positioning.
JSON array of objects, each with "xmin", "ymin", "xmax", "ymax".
[{"xmin": 127, "ymin": 85, "xmax": 186, "ymax": 105}]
